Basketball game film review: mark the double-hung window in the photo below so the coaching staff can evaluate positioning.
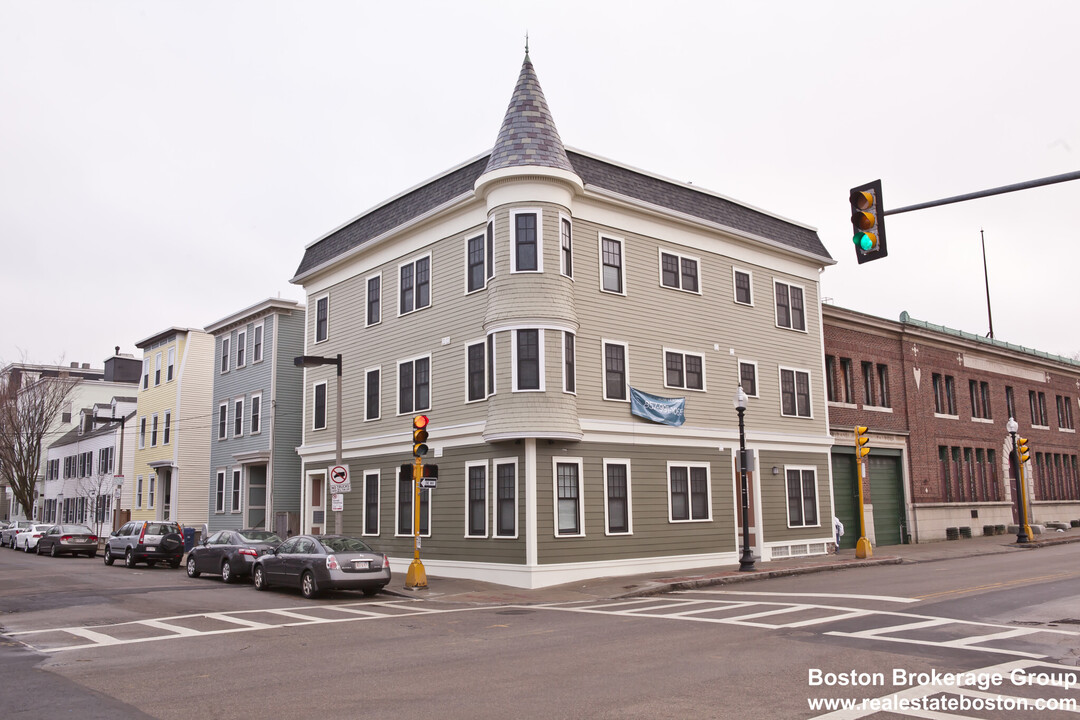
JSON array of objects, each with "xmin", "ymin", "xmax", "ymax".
[
  {"xmin": 398, "ymin": 356, "xmax": 431, "ymax": 414},
  {"xmin": 512, "ymin": 210, "xmax": 540, "ymax": 272},
  {"xmin": 554, "ymin": 459, "xmax": 584, "ymax": 536},
  {"xmin": 603, "ymin": 341, "xmax": 628, "ymax": 401},
  {"xmin": 494, "ymin": 460, "xmax": 517, "ymax": 538},
  {"xmin": 466, "ymin": 234, "xmax": 486, "ymax": 292},
  {"xmin": 214, "ymin": 476, "xmax": 225, "ymax": 513},
  {"xmin": 315, "ymin": 295, "xmax": 329, "ymax": 343},
  {"xmin": 486, "ymin": 221, "xmax": 494, "ymax": 280},
  {"xmin": 668, "ymin": 464, "xmax": 710, "ymax": 521},
  {"xmin": 236, "ymin": 330, "xmax": 246, "ymax": 368},
  {"xmin": 399, "ymin": 256, "xmax": 431, "ymax": 314},
  {"xmin": 604, "ymin": 460, "xmax": 631, "ymax": 534},
  {"xmin": 740, "ymin": 361, "xmax": 758, "ymax": 397},
  {"xmin": 142, "ymin": 358, "xmax": 150, "ymax": 389},
  {"xmin": 779, "ymin": 367, "xmax": 812, "ymax": 418},
  {"xmin": 659, "ymin": 250, "xmax": 699, "ymax": 293},
  {"xmin": 364, "ymin": 274, "xmax": 381, "ymax": 327},
  {"xmin": 139, "ymin": 417, "xmax": 146, "ymax": 449},
  {"xmin": 166, "ymin": 347, "xmax": 175, "ymax": 381},
  {"xmin": 563, "ymin": 332, "xmax": 576, "ymax": 394},
  {"xmin": 220, "ymin": 337, "xmax": 231, "ymax": 373},
  {"xmin": 151, "ymin": 414, "xmax": 158, "ymax": 447},
  {"xmin": 513, "ymin": 329, "xmax": 542, "ymax": 391},
  {"xmin": 218, "ymin": 403, "xmax": 228, "ymax": 440},
  {"xmin": 560, "ymin": 216, "xmax": 573, "ymax": 278},
  {"xmin": 365, "ymin": 368, "xmax": 380, "ymax": 421},
  {"xmin": 313, "ymin": 382, "xmax": 327, "ymax": 430},
  {"xmin": 466, "ymin": 340, "xmax": 489, "ymax": 402},
  {"xmin": 733, "ymin": 268, "xmax": 753, "ymax": 305},
  {"xmin": 786, "ymin": 468, "xmax": 819, "ymax": 527},
  {"xmin": 1030, "ymin": 390, "xmax": 1048, "ymax": 426},
  {"xmin": 664, "ymin": 349, "xmax": 704, "ymax": 391},
  {"xmin": 600, "ymin": 236, "xmax": 625, "ymax": 294},
  {"xmin": 252, "ymin": 324, "xmax": 263, "ymax": 363},
  {"xmin": 363, "ymin": 471, "xmax": 379, "ymax": 536},
  {"xmin": 465, "ymin": 462, "xmax": 488, "ymax": 538},
  {"xmin": 163, "ymin": 410, "xmax": 171, "ymax": 444},
  {"xmin": 232, "ymin": 469, "xmax": 242, "ymax": 513},
  {"xmin": 862, "ymin": 361, "xmax": 877, "ymax": 406},
  {"xmin": 774, "ymin": 281, "xmax": 806, "ymax": 331},
  {"xmin": 250, "ymin": 394, "xmax": 261, "ymax": 434},
  {"xmin": 934, "ymin": 373, "xmax": 957, "ymax": 416},
  {"xmin": 1058, "ymin": 395, "xmax": 1075, "ymax": 430},
  {"xmin": 154, "ymin": 353, "xmax": 162, "ymax": 385},
  {"xmin": 233, "ymin": 398, "xmax": 244, "ymax": 437}
]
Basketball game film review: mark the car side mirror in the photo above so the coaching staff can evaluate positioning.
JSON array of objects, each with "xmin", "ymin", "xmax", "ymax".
[{"xmin": 111, "ymin": 530, "xmax": 119, "ymax": 537}]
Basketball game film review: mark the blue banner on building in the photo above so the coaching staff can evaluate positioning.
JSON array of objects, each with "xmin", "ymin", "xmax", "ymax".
[{"xmin": 629, "ymin": 387, "xmax": 686, "ymax": 427}]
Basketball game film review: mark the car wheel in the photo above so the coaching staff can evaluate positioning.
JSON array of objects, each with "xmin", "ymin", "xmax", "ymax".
[
  {"xmin": 87, "ymin": 551, "xmax": 96, "ymax": 559},
  {"xmin": 36, "ymin": 542, "xmax": 43, "ymax": 555},
  {"xmin": 300, "ymin": 571, "xmax": 319, "ymax": 599},
  {"xmin": 23, "ymin": 541, "xmax": 31, "ymax": 553},
  {"xmin": 253, "ymin": 565, "xmax": 268, "ymax": 591},
  {"xmin": 103, "ymin": 546, "xmax": 115, "ymax": 565},
  {"xmin": 186, "ymin": 556, "xmax": 201, "ymax": 578},
  {"xmin": 221, "ymin": 561, "xmax": 234, "ymax": 584},
  {"xmin": 50, "ymin": 544, "xmax": 59, "ymax": 558},
  {"xmin": 362, "ymin": 586, "xmax": 381, "ymax": 598},
  {"xmin": 124, "ymin": 548, "xmax": 136, "ymax": 568}
]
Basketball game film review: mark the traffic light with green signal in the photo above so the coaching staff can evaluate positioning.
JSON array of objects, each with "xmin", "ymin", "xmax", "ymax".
[
  {"xmin": 850, "ymin": 180, "xmax": 888, "ymax": 264},
  {"xmin": 412, "ymin": 415, "xmax": 430, "ymax": 458},
  {"xmin": 855, "ymin": 425, "xmax": 870, "ymax": 457}
]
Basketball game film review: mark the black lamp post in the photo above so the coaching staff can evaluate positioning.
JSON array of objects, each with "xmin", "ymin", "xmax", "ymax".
[
  {"xmin": 1006, "ymin": 417, "xmax": 1031, "ymax": 543},
  {"xmin": 295, "ymin": 354, "xmax": 343, "ymax": 534},
  {"xmin": 734, "ymin": 386, "xmax": 756, "ymax": 571}
]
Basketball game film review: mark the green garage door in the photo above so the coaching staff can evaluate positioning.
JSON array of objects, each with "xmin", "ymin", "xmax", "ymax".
[
  {"xmin": 830, "ymin": 453, "xmax": 860, "ymax": 550},
  {"xmin": 869, "ymin": 455, "xmax": 906, "ymax": 546}
]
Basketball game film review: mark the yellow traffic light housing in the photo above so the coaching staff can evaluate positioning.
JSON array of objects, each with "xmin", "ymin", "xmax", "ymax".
[
  {"xmin": 854, "ymin": 425, "xmax": 870, "ymax": 457},
  {"xmin": 1017, "ymin": 437, "xmax": 1030, "ymax": 465},
  {"xmin": 849, "ymin": 180, "xmax": 888, "ymax": 264},
  {"xmin": 412, "ymin": 415, "xmax": 430, "ymax": 457}
]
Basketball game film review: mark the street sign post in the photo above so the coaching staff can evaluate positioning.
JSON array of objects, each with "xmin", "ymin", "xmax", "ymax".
[{"xmin": 329, "ymin": 464, "xmax": 351, "ymax": 494}]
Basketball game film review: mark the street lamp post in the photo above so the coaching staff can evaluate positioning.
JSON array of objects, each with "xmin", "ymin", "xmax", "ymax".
[
  {"xmin": 295, "ymin": 354, "xmax": 343, "ymax": 535},
  {"xmin": 734, "ymin": 387, "xmax": 756, "ymax": 571},
  {"xmin": 1006, "ymin": 417, "xmax": 1031, "ymax": 543}
]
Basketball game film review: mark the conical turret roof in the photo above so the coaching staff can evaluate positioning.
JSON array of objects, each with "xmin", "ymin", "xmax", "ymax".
[{"xmin": 484, "ymin": 53, "xmax": 575, "ymax": 174}]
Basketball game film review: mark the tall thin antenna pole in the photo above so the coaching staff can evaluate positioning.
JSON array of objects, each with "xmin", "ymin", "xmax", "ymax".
[{"xmin": 981, "ymin": 229, "xmax": 995, "ymax": 339}]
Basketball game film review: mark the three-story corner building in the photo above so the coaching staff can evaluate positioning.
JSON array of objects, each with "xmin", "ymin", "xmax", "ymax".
[
  {"xmin": 289, "ymin": 53, "xmax": 837, "ymax": 588},
  {"xmin": 205, "ymin": 299, "xmax": 306, "ymax": 537},
  {"xmin": 130, "ymin": 328, "xmax": 214, "ymax": 527}
]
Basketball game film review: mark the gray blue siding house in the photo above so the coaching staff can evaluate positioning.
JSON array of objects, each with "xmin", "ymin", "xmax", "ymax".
[
  {"xmin": 289, "ymin": 53, "xmax": 837, "ymax": 588},
  {"xmin": 205, "ymin": 299, "xmax": 305, "ymax": 536}
]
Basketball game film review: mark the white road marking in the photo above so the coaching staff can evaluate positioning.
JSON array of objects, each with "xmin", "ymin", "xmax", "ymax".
[{"xmin": 684, "ymin": 590, "xmax": 919, "ymax": 604}]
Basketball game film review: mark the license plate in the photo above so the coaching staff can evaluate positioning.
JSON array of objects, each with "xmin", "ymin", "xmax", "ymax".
[
  {"xmin": 353, "ymin": 559, "xmax": 370, "ymax": 569},
  {"xmin": 146, "ymin": 545, "xmax": 156, "ymax": 551},
  {"xmin": 72, "ymin": 537, "xmax": 86, "ymax": 542}
]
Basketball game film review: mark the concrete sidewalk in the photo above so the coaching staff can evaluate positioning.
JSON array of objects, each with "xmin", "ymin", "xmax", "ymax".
[{"xmin": 385, "ymin": 527, "xmax": 1080, "ymax": 605}]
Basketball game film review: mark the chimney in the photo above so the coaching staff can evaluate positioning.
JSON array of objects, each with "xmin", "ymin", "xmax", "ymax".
[
  {"xmin": 115, "ymin": 346, "xmax": 120, "ymax": 356},
  {"xmin": 70, "ymin": 362, "xmax": 78, "ymax": 368},
  {"xmin": 82, "ymin": 363, "xmax": 90, "ymax": 369}
]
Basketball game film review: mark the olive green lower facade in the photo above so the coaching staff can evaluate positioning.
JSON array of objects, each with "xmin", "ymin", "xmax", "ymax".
[{"xmin": 300, "ymin": 435, "xmax": 834, "ymax": 588}]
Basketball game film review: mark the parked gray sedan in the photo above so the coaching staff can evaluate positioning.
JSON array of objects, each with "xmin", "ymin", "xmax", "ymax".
[
  {"xmin": 186, "ymin": 529, "xmax": 282, "ymax": 583},
  {"xmin": 252, "ymin": 535, "xmax": 390, "ymax": 599},
  {"xmin": 36, "ymin": 524, "xmax": 98, "ymax": 557}
]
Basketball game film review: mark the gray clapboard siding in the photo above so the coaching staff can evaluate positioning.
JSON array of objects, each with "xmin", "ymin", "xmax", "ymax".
[{"xmin": 757, "ymin": 449, "xmax": 832, "ymax": 542}]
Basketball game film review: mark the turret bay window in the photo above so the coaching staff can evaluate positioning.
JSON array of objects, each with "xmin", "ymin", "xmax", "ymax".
[
  {"xmin": 603, "ymin": 341, "xmax": 628, "ymax": 401},
  {"xmin": 785, "ymin": 468, "xmax": 819, "ymax": 527},
  {"xmin": 398, "ymin": 356, "xmax": 431, "ymax": 414},
  {"xmin": 554, "ymin": 459, "xmax": 584, "ymax": 536},
  {"xmin": 563, "ymin": 332, "xmax": 576, "ymax": 394},
  {"xmin": 514, "ymin": 329, "xmax": 542, "ymax": 391},
  {"xmin": 779, "ymin": 367, "xmax": 812, "ymax": 418},
  {"xmin": 512, "ymin": 210, "xmax": 540, "ymax": 272},
  {"xmin": 399, "ymin": 256, "xmax": 431, "ymax": 314},
  {"xmin": 774, "ymin": 280, "xmax": 806, "ymax": 331},
  {"xmin": 668, "ymin": 464, "xmax": 710, "ymax": 522},
  {"xmin": 560, "ymin": 216, "xmax": 573, "ymax": 278}
]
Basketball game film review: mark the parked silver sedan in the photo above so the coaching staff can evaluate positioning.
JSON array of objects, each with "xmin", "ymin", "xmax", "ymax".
[
  {"xmin": 252, "ymin": 535, "xmax": 390, "ymax": 599},
  {"xmin": 37, "ymin": 524, "xmax": 99, "ymax": 557}
]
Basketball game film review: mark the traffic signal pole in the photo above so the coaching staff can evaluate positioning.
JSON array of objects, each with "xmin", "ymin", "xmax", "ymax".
[
  {"xmin": 854, "ymin": 426, "xmax": 873, "ymax": 559},
  {"xmin": 880, "ymin": 170, "xmax": 1080, "ymax": 218},
  {"xmin": 405, "ymin": 456, "xmax": 427, "ymax": 589}
]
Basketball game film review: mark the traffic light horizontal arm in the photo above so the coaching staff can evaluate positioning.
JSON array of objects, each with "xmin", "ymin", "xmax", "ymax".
[{"xmin": 883, "ymin": 170, "xmax": 1080, "ymax": 217}]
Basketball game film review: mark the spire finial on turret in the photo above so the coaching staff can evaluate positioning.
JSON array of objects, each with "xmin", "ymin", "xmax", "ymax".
[{"xmin": 525, "ymin": 31, "xmax": 529, "ymax": 60}]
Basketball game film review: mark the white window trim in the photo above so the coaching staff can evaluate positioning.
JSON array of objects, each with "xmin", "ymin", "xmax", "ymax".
[
  {"xmin": 492, "ymin": 457, "xmax": 519, "ymax": 540},
  {"xmin": 464, "ymin": 460, "xmax": 489, "ymax": 539},
  {"xmin": 154, "ymin": 353, "xmax": 162, "ymax": 386},
  {"xmin": 666, "ymin": 461, "xmax": 713, "ymax": 523},
  {"xmin": 738, "ymin": 359, "xmax": 759, "ymax": 398},
  {"xmin": 362, "ymin": 470, "xmax": 380, "ymax": 537},
  {"xmin": 732, "ymin": 267, "xmax": 754, "ymax": 306},
  {"xmin": 552, "ymin": 457, "xmax": 585, "ymax": 538},
  {"xmin": 657, "ymin": 248, "xmax": 702, "ymax": 294},
  {"xmin": 397, "ymin": 253, "xmax": 433, "ymax": 317},
  {"xmin": 167, "ymin": 346, "xmax": 175, "ymax": 381},
  {"xmin": 138, "ymin": 416, "xmax": 146, "ymax": 449},
  {"xmin": 464, "ymin": 338, "xmax": 490, "ymax": 404},
  {"xmin": 662, "ymin": 347, "xmax": 707, "ymax": 392},
  {"xmin": 252, "ymin": 321, "xmax": 264, "ymax": 364},
  {"xmin": 784, "ymin": 465, "xmax": 821, "ymax": 529},
  {"xmin": 231, "ymin": 468, "xmax": 243, "ymax": 514},
  {"xmin": 163, "ymin": 410, "xmax": 171, "ymax": 445},
  {"xmin": 250, "ymin": 392, "xmax": 262, "ymax": 435},
  {"xmin": 603, "ymin": 458, "xmax": 633, "ymax": 536},
  {"xmin": 136, "ymin": 476, "xmax": 144, "ymax": 509},
  {"xmin": 142, "ymin": 357, "xmax": 150, "ymax": 389},
  {"xmin": 218, "ymin": 402, "xmax": 229, "ymax": 440},
  {"xmin": 313, "ymin": 381, "xmax": 328, "ymax": 430},
  {"xmin": 148, "ymin": 475, "xmax": 156, "ymax": 509},
  {"xmin": 512, "ymin": 328, "xmax": 546, "ymax": 393},
  {"xmin": 396, "ymin": 354, "xmax": 432, "ymax": 416},
  {"xmin": 215, "ymin": 470, "xmax": 226, "ymax": 513},
  {"xmin": 365, "ymin": 272, "xmax": 382, "ymax": 327},
  {"xmin": 150, "ymin": 413, "xmax": 158, "ymax": 448},
  {"xmin": 364, "ymin": 367, "xmax": 381, "ymax": 422},
  {"xmin": 233, "ymin": 397, "xmax": 245, "ymax": 438},
  {"xmin": 598, "ymin": 234, "xmax": 627, "ymax": 296},
  {"xmin": 236, "ymin": 329, "xmax": 247, "ymax": 368},
  {"xmin": 778, "ymin": 365, "xmax": 814, "ymax": 419},
  {"xmin": 601, "ymin": 339, "xmax": 630, "ymax": 403},
  {"xmin": 464, "ymin": 232, "xmax": 488, "ymax": 294},
  {"xmin": 558, "ymin": 212, "xmax": 574, "ymax": 280},
  {"xmin": 562, "ymin": 331, "xmax": 576, "ymax": 395},
  {"xmin": 510, "ymin": 207, "xmax": 543, "ymax": 274},
  {"xmin": 773, "ymin": 279, "xmax": 808, "ymax": 333},
  {"xmin": 220, "ymin": 336, "xmax": 231, "ymax": 373},
  {"xmin": 314, "ymin": 294, "xmax": 329, "ymax": 344},
  {"xmin": 395, "ymin": 469, "xmax": 431, "ymax": 538}
]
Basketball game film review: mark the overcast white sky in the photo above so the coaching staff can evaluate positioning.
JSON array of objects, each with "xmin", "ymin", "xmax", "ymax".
[{"xmin": 2, "ymin": 1, "xmax": 1078, "ymax": 368}]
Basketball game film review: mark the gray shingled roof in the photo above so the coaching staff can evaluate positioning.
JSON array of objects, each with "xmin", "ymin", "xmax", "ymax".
[{"xmin": 483, "ymin": 54, "xmax": 574, "ymax": 175}]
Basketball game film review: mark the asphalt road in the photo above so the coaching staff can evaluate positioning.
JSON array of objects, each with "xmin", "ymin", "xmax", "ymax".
[{"xmin": 2, "ymin": 545, "xmax": 1078, "ymax": 719}]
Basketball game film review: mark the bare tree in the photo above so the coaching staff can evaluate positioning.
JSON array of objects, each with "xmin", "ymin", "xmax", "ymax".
[
  {"xmin": 0, "ymin": 370, "xmax": 79, "ymax": 519},
  {"xmin": 77, "ymin": 470, "xmax": 114, "ymax": 538}
]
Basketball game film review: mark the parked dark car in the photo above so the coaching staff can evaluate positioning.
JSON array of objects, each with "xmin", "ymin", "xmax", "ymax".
[
  {"xmin": 103, "ymin": 520, "xmax": 184, "ymax": 568},
  {"xmin": 186, "ymin": 529, "xmax": 283, "ymax": 583},
  {"xmin": 36, "ymin": 524, "xmax": 98, "ymax": 558},
  {"xmin": 252, "ymin": 534, "xmax": 390, "ymax": 599}
]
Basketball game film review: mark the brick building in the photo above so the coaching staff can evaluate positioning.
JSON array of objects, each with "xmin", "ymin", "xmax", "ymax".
[{"xmin": 824, "ymin": 304, "xmax": 1080, "ymax": 546}]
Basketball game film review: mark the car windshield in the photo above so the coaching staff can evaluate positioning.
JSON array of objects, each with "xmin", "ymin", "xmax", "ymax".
[
  {"xmin": 33, "ymin": 525, "xmax": 53, "ymax": 531},
  {"xmin": 238, "ymin": 531, "xmax": 281, "ymax": 543},
  {"xmin": 62, "ymin": 525, "xmax": 93, "ymax": 534},
  {"xmin": 145, "ymin": 523, "xmax": 178, "ymax": 535},
  {"xmin": 319, "ymin": 537, "xmax": 373, "ymax": 553}
]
